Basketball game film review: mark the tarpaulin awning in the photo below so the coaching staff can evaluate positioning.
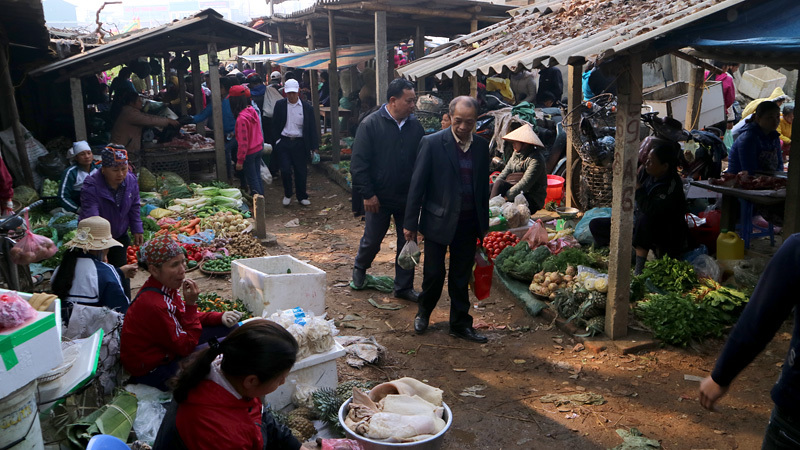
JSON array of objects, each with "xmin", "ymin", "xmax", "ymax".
[
  {"xmin": 240, "ymin": 44, "xmax": 375, "ymax": 70},
  {"xmin": 671, "ymin": 0, "xmax": 800, "ymax": 68}
]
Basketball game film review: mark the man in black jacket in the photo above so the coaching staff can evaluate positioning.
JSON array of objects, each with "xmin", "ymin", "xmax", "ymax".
[
  {"xmin": 404, "ymin": 96, "xmax": 490, "ymax": 343},
  {"xmin": 271, "ymin": 79, "xmax": 319, "ymax": 206},
  {"xmin": 351, "ymin": 79, "xmax": 424, "ymax": 302}
]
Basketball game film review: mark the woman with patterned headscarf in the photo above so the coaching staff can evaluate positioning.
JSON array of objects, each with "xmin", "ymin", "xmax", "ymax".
[
  {"xmin": 80, "ymin": 146, "xmax": 142, "ymax": 299},
  {"xmin": 120, "ymin": 236, "xmax": 243, "ymax": 391}
]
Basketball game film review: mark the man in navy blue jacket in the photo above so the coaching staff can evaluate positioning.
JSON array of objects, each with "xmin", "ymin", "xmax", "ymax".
[{"xmin": 700, "ymin": 233, "xmax": 800, "ymax": 447}]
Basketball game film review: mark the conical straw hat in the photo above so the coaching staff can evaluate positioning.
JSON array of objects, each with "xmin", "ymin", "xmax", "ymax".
[{"xmin": 502, "ymin": 124, "xmax": 544, "ymax": 147}]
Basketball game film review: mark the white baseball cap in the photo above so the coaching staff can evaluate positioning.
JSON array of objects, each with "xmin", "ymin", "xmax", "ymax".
[
  {"xmin": 284, "ymin": 79, "xmax": 300, "ymax": 93},
  {"xmin": 270, "ymin": 71, "xmax": 281, "ymax": 80}
]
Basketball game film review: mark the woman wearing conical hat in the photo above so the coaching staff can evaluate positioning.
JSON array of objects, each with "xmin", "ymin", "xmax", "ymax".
[{"xmin": 491, "ymin": 123, "xmax": 548, "ymax": 211}]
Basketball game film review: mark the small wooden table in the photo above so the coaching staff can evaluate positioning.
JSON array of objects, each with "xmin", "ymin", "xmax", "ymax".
[
  {"xmin": 320, "ymin": 106, "xmax": 352, "ymax": 136},
  {"xmin": 689, "ymin": 180, "xmax": 785, "ymax": 231}
]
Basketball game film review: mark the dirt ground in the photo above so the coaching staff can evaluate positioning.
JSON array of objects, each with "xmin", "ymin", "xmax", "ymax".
[{"xmin": 132, "ymin": 168, "xmax": 786, "ymax": 449}]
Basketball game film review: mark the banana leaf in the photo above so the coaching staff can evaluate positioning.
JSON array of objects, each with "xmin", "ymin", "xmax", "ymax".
[{"xmin": 67, "ymin": 391, "xmax": 138, "ymax": 449}]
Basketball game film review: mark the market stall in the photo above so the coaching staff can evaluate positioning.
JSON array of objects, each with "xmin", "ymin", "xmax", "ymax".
[{"xmin": 29, "ymin": 9, "xmax": 271, "ymax": 184}]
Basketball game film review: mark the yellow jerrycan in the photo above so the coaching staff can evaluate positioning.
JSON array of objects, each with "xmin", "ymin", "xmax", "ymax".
[{"xmin": 716, "ymin": 230, "xmax": 744, "ymax": 261}]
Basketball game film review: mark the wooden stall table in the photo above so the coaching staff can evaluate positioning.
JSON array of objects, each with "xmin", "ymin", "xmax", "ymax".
[
  {"xmin": 689, "ymin": 180, "xmax": 785, "ymax": 247},
  {"xmin": 320, "ymin": 106, "xmax": 352, "ymax": 136}
]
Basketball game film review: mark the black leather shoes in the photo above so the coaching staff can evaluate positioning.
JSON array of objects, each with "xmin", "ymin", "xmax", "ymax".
[
  {"xmin": 352, "ymin": 267, "xmax": 366, "ymax": 289},
  {"xmin": 414, "ymin": 314, "xmax": 430, "ymax": 334},
  {"xmin": 394, "ymin": 289, "xmax": 420, "ymax": 303},
  {"xmin": 449, "ymin": 327, "xmax": 488, "ymax": 343}
]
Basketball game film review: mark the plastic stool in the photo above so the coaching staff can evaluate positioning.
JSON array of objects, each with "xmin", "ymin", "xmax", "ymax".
[
  {"xmin": 736, "ymin": 199, "xmax": 774, "ymax": 249},
  {"xmin": 86, "ymin": 434, "xmax": 129, "ymax": 450}
]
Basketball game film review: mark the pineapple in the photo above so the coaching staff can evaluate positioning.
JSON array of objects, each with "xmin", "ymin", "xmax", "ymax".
[
  {"xmin": 585, "ymin": 316, "xmax": 605, "ymax": 337},
  {"xmin": 312, "ymin": 387, "xmax": 342, "ymax": 425},
  {"xmin": 287, "ymin": 416, "xmax": 316, "ymax": 441},
  {"xmin": 335, "ymin": 380, "xmax": 375, "ymax": 402},
  {"xmin": 288, "ymin": 406, "xmax": 318, "ymax": 421},
  {"xmin": 265, "ymin": 406, "xmax": 289, "ymax": 427}
]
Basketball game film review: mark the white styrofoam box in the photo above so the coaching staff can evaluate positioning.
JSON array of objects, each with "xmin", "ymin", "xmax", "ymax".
[
  {"xmin": 0, "ymin": 311, "xmax": 63, "ymax": 398},
  {"xmin": 232, "ymin": 255, "xmax": 327, "ymax": 318},
  {"xmin": 0, "ymin": 289, "xmax": 63, "ymax": 338},
  {"xmin": 264, "ymin": 341, "xmax": 346, "ymax": 410},
  {"xmin": 38, "ymin": 329, "xmax": 103, "ymax": 413},
  {"xmin": 643, "ymin": 81, "xmax": 724, "ymax": 129},
  {"xmin": 739, "ymin": 67, "xmax": 787, "ymax": 100}
]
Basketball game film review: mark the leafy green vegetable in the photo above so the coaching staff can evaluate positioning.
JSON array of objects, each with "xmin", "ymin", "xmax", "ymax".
[
  {"xmin": 53, "ymin": 215, "xmax": 75, "ymax": 225},
  {"xmin": 541, "ymin": 248, "xmax": 592, "ymax": 273},
  {"xmin": 42, "ymin": 179, "xmax": 59, "ymax": 197},
  {"xmin": 41, "ymin": 245, "xmax": 69, "ymax": 268},
  {"xmin": 632, "ymin": 256, "xmax": 698, "ymax": 299},
  {"xmin": 635, "ymin": 293, "xmax": 724, "ymax": 347},
  {"xmin": 62, "ymin": 229, "xmax": 77, "ymax": 243},
  {"xmin": 497, "ymin": 243, "xmax": 552, "ymax": 282},
  {"xmin": 142, "ymin": 217, "xmax": 160, "ymax": 232}
]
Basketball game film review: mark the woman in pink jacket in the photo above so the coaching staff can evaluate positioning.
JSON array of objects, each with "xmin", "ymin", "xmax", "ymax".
[{"xmin": 229, "ymin": 85, "xmax": 265, "ymax": 196}]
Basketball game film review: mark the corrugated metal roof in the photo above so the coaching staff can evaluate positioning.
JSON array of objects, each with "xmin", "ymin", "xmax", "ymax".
[
  {"xmin": 398, "ymin": 0, "xmax": 750, "ymax": 80},
  {"xmin": 30, "ymin": 9, "xmax": 270, "ymax": 80}
]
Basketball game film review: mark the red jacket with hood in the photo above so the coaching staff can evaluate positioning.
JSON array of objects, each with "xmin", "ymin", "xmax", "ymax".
[{"xmin": 235, "ymin": 105, "xmax": 264, "ymax": 165}]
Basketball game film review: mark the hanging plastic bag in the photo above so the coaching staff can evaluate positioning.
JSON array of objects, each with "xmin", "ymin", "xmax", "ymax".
[
  {"xmin": 0, "ymin": 291, "xmax": 38, "ymax": 330},
  {"xmin": 521, "ymin": 219, "xmax": 549, "ymax": 249},
  {"xmin": 723, "ymin": 129, "xmax": 734, "ymax": 149},
  {"xmin": 260, "ymin": 160, "xmax": 273, "ymax": 185},
  {"xmin": 398, "ymin": 240, "xmax": 421, "ymax": 270},
  {"xmin": 11, "ymin": 210, "xmax": 57, "ymax": 265},
  {"xmin": 472, "ymin": 249, "xmax": 493, "ymax": 301},
  {"xmin": 311, "ymin": 151, "xmax": 321, "ymax": 165}
]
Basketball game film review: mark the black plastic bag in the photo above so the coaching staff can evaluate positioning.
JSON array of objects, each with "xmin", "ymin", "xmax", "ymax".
[{"xmin": 36, "ymin": 151, "xmax": 68, "ymax": 179}]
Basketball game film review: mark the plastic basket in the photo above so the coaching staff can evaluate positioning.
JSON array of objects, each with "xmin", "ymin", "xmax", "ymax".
[
  {"xmin": 580, "ymin": 162, "xmax": 613, "ymax": 209},
  {"xmin": 562, "ymin": 94, "xmax": 617, "ymax": 165}
]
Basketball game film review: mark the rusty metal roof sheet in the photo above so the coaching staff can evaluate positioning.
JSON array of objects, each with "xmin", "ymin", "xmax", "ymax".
[{"xmin": 398, "ymin": 0, "xmax": 750, "ymax": 80}]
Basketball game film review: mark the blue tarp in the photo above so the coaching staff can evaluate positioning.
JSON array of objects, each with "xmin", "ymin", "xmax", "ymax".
[{"xmin": 666, "ymin": 0, "xmax": 800, "ymax": 66}]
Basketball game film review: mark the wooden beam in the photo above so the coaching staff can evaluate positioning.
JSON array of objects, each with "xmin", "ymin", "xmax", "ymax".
[
  {"xmin": 784, "ymin": 75, "xmax": 800, "ymax": 235},
  {"xmin": 328, "ymin": 10, "xmax": 341, "ymax": 165},
  {"xmin": 253, "ymin": 194, "xmax": 266, "ymax": 239},
  {"xmin": 237, "ymin": 46, "xmax": 243, "ymax": 71},
  {"xmin": 469, "ymin": 19, "xmax": 478, "ymax": 98},
  {"xmin": 685, "ymin": 66, "xmax": 704, "ymax": 131},
  {"xmin": 0, "ymin": 44, "xmax": 34, "ymax": 187},
  {"xmin": 374, "ymin": 11, "xmax": 388, "ymax": 105},
  {"xmin": 69, "ymin": 77, "xmax": 87, "ymax": 142},
  {"xmin": 277, "ymin": 26, "xmax": 285, "ymax": 53},
  {"xmin": 322, "ymin": 2, "xmax": 486, "ymax": 21},
  {"xmin": 605, "ymin": 54, "xmax": 643, "ymax": 340},
  {"xmin": 307, "ymin": 21, "xmax": 321, "ymax": 147},
  {"xmin": 207, "ymin": 42, "xmax": 228, "ymax": 183},
  {"xmin": 565, "ymin": 64, "xmax": 582, "ymax": 208},
  {"xmin": 415, "ymin": 25, "xmax": 425, "ymax": 92},
  {"xmin": 178, "ymin": 53, "xmax": 188, "ymax": 116},
  {"xmin": 670, "ymin": 51, "xmax": 722, "ymax": 76},
  {"xmin": 190, "ymin": 51, "xmax": 203, "ymax": 118}
]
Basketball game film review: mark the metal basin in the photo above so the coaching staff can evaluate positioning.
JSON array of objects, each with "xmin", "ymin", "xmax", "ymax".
[{"xmin": 338, "ymin": 398, "xmax": 453, "ymax": 450}]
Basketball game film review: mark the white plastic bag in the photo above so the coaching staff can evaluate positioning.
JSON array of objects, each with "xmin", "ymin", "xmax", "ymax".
[
  {"xmin": 260, "ymin": 160, "xmax": 272, "ymax": 185},
  {"xmin": 398, "ymin": 240, "xmax": 421, "ymax": 270},
  {"xmin": 489, "ymin": 195, "xmax": 505, "ymax": 208},
  {"xmin": 693, "ymin": 254, "xmax": 721, "ymax": 282}
]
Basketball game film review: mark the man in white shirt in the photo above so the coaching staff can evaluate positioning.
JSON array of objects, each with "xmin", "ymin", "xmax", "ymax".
[{"xmin": 270, "ymin": 79, "xmax": 319, "ymax": 206}]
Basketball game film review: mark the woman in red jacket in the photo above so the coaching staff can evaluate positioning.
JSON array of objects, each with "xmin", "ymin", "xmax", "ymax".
[
  {"xmin": 165, "ymin": 319, "xmax": 311, "ymax": 449},
  {"xmin": 230, "ymin": 85, "xmax": 265, "ymax": 196},
  {"xmin": 120, "ymin": 236, "xmax": 242, "ymax": 390}
]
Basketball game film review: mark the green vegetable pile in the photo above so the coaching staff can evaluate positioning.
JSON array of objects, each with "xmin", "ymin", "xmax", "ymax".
[
  {"xmin": 495, "ymin": 243, "xmax": 552, "ymax": 282},
  {"xmin": 41, "ymin": 245, "xmax": 68, "ymax": 268},
  {"xmin": 541, "ymin": 248, "xmax": 593, "ymax": 273},
  {"xmin": 42, "ymin": 179, "xmax": 59, "ymax": 197},
  {"xmin": 196, "ymin": 292, "xmax": 252, "ymax": 319},
  {"xmin": 142, "ymin": 217, "xmax": 160, "ymax": 232},
  {"xmin": 635, "ymin": 293, "xmax": 724, "ymax": 347},
  {"xmin": 52, "ymin": 215, "xmax": 74, "ymax": 225},
  {"xmin": 633, "ymin": 256, "xmax": 698, "ymax": 299},
  {"xmin": 201, "ymin": 255, "xmax": 242, "ymax": 273}
]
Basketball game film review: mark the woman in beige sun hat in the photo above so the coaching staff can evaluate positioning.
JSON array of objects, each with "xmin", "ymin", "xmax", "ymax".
[
  {"xmin": 51, "ymin": 216, "xmax": 137, "ymax": 321},
  {"xmin": 491, "ymin": 123, "xmax": 549, "ymax": 211}
]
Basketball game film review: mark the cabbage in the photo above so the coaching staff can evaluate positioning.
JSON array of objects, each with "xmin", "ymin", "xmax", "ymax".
[
  {"xmin": 217, "ymin": 188, "xmax": 242, "ymax": 199},
  {"xmin": 157, "ymin": 171, "xmax": 186, "ymax": 190},
  {"xmin": 210, "ymin": 196, "xmax": 243, "ymax": 208},
  {"xmin": 139, "ymin": 167, "xmax": 157, "ymax": 192},
  {"xmin": 195, "ymin": 186, "xmax": 220, "ymax": 197}
]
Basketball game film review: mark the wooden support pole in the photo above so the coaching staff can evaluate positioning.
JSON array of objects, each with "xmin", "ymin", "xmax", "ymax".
[
  {"xmin": 163, "ymin": 53, "xmax": 171, "ymax": 78},
  {"xmin": 277, "ymin": 26, "xmax": 285, "ymax": 53},
  {"xmin": 207, "ymin": 42, "xmax": 228, "ymax": 183},
  {"xmin": 253, "ymin": 194, "xmax": 267, "ymax": 239},
  {"xmin": 190, "ymin": 51, "xmax": 203, "ymax": 118},
  {"xmin": 307, "ymin": 21, "xmax": 321, "ymax": 146},
  {"xmin": 784, "ymin": 75, "xmax": 800, "ymax": 235},
  {"xmin": 685, "ymin": 66, "xmax": 705, "ymax": 131},
  {"xmin": 565, "ymin": 64, "xmax": 582, "ymax": 208},
  {"xmin": 237, "ymin": 46, "xmax": 243, "ymax": 71},
  {"xmin": 69, "ymin": 78, "xmax": 87, "ymax": 142},
  {"xmin": 469, "ymin": 19, "xmax": 478, "ymax": 98},
  {"xmin": 0, "ymin": 44, "xmax": 34, "ymax": 187},
  {"xmin": 606, "ymin": 54, "xmax": 642, "ymax": 340},
  {"xmin": 415, "ymin": 25, "xmax": 425, "ymax": 92},
  {"xmin": 178, "ymin": 53, "xmax": 188, "ymax": 116},
  {"xmin": 375, "ymin": 11, "xmax": 388, "ymax": 105},
  {"xmin": 328, "ymin": 10, "xmax": 341, "ymax": 165}
]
